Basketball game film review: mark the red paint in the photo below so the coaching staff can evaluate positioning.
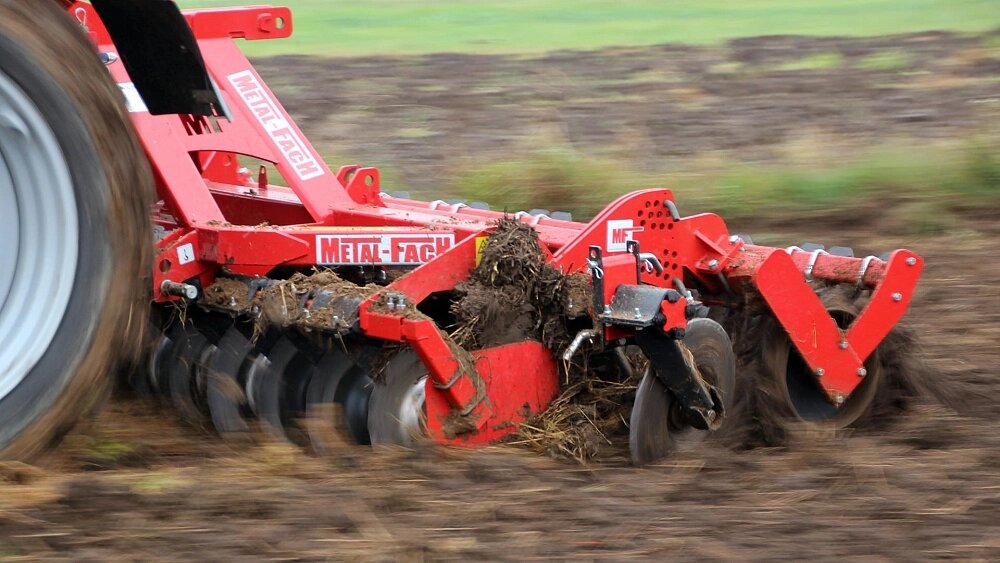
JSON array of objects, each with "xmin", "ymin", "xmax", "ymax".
[{"xmin": 72, "ymin": 2, "xmax": 924, "ymax": 444}]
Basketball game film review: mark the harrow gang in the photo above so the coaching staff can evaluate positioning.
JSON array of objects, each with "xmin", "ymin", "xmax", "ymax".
[{"xmin": 51, "ymin": 1, "xmax": 924, "ymax": 461}]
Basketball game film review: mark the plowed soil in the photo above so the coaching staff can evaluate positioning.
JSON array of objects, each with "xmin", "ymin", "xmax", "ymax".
[
  {"xmin": 255, "ymin": 31, "xmax": 1000, "ymax": 194},
  {"xmin": 1, "ymin": 34, "xmax": 999, "ymax": 560}
]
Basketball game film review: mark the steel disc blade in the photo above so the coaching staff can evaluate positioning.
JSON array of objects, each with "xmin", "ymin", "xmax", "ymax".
[
  {"xmin": 151, "ymin": 324, "xmax": 183, "ymax": 397},
  {"xmin": 670, "ymin": 318, "xmax": 736, "ymax": 448},
  {"xmin": 247, "ymin": 336, "xmax": 316, "ymax": 443},
  {"xmin": 134, "ymin": 327, "xmax": 169, "ymax": 396},
  {"xmin": 340, "ymin": 370, "xmax": 373, "ymax": 446},
  {"xmin": 166, "ymin": 329, "xmax": 213, "ymax": 428},
  {"xmin": 368, "ymin": 350, "xmax": 427, "ymax": 446},
  {"xmin": 248, "ymin": 336, "xmax": 297, "ymax": 439},
  {"xmin": 304, "ymin": 347, "xmax": 354, "ymax": 453},
  {"xmin": 763, "ymin": 289, "xmax": 882, "ymax": 427},
  {"xmin": 629, "ymin": 367, "xmax": 673, "ymax": 466},
  {"xmin": 205, "ymin": 326, "xmax": 254, "ymax": 437}
]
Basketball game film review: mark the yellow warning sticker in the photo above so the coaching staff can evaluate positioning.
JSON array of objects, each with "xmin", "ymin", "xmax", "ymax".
[{"xmin": 474, "ymin": 236, "xmax": 489, "ymax": 266}]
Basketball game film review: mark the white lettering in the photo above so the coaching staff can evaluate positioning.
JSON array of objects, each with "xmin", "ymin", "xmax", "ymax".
[
  {"xmin": 316, "ymin": 233, "xmax": 455, "ymax": 266},
  {"xmin": 606, "ymin": 219, "xmax": 643, "ymax": 253},
  {"xmin": 226, "ymin": 70, "xmax": 324, "ymax": 181}
]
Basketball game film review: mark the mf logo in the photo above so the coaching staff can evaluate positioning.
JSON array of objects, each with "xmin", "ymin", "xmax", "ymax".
[{"xmin": 606, "ymin": 219, "xmax": 644, "ymax": 252}]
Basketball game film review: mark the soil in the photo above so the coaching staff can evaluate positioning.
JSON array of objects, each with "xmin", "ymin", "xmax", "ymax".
[
  {"xmin": 2, "ymin": 35, "xmax": 1000, "ymax": 560},
  {"xmin": 451, "ymin": 218, "xmax": 583, "ymax": 350},
  {"xmin": 0, "ymin": 219, "xmax": 994, "ymax": 562},
  {"xmin": 257, "ymin": 271, "xmax": 378, "ymax": 331},
  {"xmin": 255, "ymin": 31, "xmax": 1000, "ymax": 196}
]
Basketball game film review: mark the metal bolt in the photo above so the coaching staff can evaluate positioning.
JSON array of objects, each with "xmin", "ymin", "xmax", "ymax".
[
  {"xmin": 707, "ymin": 259, "xmax": 719, "ymax": 270},
  {"xmin": 229, "ymin": 296, "xmax": 237, "ymax": 307},
  {"xmin": 303, "ymin": 309, "xmax": 312, "ymax": 319},
  {"xmin": 857, "ymin": 367, "xmax": 867, "ymax": 378},
  {"xmin": 706, "ymin": 409, "xmax": 716, "ymax": 422},
  {"xmin": 906, "ymin": 257, "xmax": 917, "ymax": 266},
  {"xmin": 397, "ymin": 296, "xmax": 406, "ymax": 308},
  {"xmin": 833, "ymin": 393, "xmax": 845, "ymax": 406},
  {"xmin": 603, "ymin": 304, "xmax": 612, "ymax": 316},
  {"xmin": 839, "ymin": 340, "xmax": 848, "ymax": 350},
  {"xmin": 816, "ymin": 368, "xmax": 825, "ymax": 377},
  {"xmin": 891, "ymin": 292, "xmax": 903, "ymax": 302},
  {"xmin": 729, "ymin": 235, "xmax": 740, "ymax": 244},
  {"xmin": 633, "ymin": 307, "xmax": 642, "ymax": 320}
]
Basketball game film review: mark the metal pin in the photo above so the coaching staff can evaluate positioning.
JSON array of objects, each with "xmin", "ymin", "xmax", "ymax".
[
  {"xmin": 816, "ymin": 368, "xmax": 825, "ymax": 377},
  {"xmin": 891, "ymin": 292, "xmax": 903, "ymax": 302},
  {"xmin": 905, "ymin": 257, "xmax": 917, "ymax": 266},
  {"xmin": 839, "ymin": 340, "xmax": 848, "ymax": 350},
  {"xmin": 633, "ymin": 307, "xmax": 642, "ymax": 320},
  {"xmin": 857, "ymin": 367, "xmax": 867, "ymax": 377},
  {"xmin": 707, "ymin": 259, "xmax": 719, "ymax": 270}
]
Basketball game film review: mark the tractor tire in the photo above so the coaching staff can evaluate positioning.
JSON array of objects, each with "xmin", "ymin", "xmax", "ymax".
[{"xmin": 0, "ymin": 0, "xmax": 153, "ymax": 459}]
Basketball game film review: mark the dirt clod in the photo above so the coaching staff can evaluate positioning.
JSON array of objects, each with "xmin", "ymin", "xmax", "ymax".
[{"xmin": 451, "ymin": 218, "xmax": 589, "ymax": 351}]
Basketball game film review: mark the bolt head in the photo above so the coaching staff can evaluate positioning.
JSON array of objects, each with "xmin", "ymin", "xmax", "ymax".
[
  {"xmin": 906, "ymin": 257, "xmax": 917, "ymax": 266},
  {"xmin": 815, "ymin": 368, "xmax": 825, "ymax": 377},
  {"xmin": 839, "ymin": 340, "xmax": 849, "ymax": 350},
  {"xmin": 857, "ymin": 367, "xmax": 867, "ymax": 377},
  {"xmin": 708, "ymin": 259, "xmax": 719, "ymax": 270},
  {"xmin": 833, "ymin": 393, "xmax": 845, "ymax": 406},
  {"xmin": 891, "ymin": 292, "xmax": 903, "ymax": 302},
  {"xmin": 729, "ymin": 235, "xmax": 740, "ymax": 244}
]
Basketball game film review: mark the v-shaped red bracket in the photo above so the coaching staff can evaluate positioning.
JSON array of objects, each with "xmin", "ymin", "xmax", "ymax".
[{"xmin": 753, "ymin": 249, "xmax": 923, "ymax": 400}]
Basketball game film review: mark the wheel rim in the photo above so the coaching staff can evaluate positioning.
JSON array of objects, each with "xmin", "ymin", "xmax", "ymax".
[{"xmin": 0, "ymin": 71, "xmax": 78, "ymax": 402}]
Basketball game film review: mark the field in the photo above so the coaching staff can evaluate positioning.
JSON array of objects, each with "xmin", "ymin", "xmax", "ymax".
[
  {"xmin": 178, "ymin": 0, "xmax": 1000, "ymax": 56},
  {"xmin": 1, "ymin": 2, "xmax": 1000, "ymax": 560}
]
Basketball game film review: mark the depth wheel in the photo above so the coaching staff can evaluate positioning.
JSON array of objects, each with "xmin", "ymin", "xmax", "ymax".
[
  {"xmin": 0, "ymin": 1, "xmax": 153, "ymax": 459},
  {"xmin": 368, "ymin": 350, "xmax": 428, "ymax": 446},
  {"xmin": 630, "ymin": 318, "xmax": 736, "ymax": 465}
]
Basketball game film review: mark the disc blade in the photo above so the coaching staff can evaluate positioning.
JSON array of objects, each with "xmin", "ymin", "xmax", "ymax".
[
  {"xmin": 304, "ymin": 347, "xmax": 353, "ymax": 453},
  {"xmin": 166, "ymin": 329, "xmax": 212, "ymax": 428},
  {"xmin": 368, "ymin": 350, "xmax": 427, "ymax": 446},
  {"xmin": 205, "ymin": 326, "xmax": 253, "ymax": 437},
  {"xmin": 629, "ymin": 368, "xmax": 673, "ymax": 466}
]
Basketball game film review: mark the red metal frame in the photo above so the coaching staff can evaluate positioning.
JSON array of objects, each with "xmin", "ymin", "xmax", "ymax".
[{"xmin": 70, "ymin": 2, "xmax": 924, "ymax": 444}]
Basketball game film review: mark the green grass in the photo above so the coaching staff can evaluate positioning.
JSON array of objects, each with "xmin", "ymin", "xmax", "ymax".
[
  {"xmin": 855, "ymin": 49, "xmax": 914, "ymax": 71},
  {"xmin": 176, "ymin": 0, "xmax": 1000, "ymax": 56},
  {"xmin": 453, "ymin": 139, "xmax": 1000, "ymax": 232},
  {"xmin": 773, "ymin": 52, "xmax": 844, "ymax": 72}
]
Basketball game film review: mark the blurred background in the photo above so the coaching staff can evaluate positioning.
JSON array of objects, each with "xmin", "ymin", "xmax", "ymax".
[{"xmin": 1, "ymin": 1, "xmax": 998, "ymax": 559}]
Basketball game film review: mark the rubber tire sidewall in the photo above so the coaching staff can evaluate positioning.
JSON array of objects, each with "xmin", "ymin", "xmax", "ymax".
[{"xmin": 0, "ymin": 0, "xmax": 152, "ymax": 459}]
